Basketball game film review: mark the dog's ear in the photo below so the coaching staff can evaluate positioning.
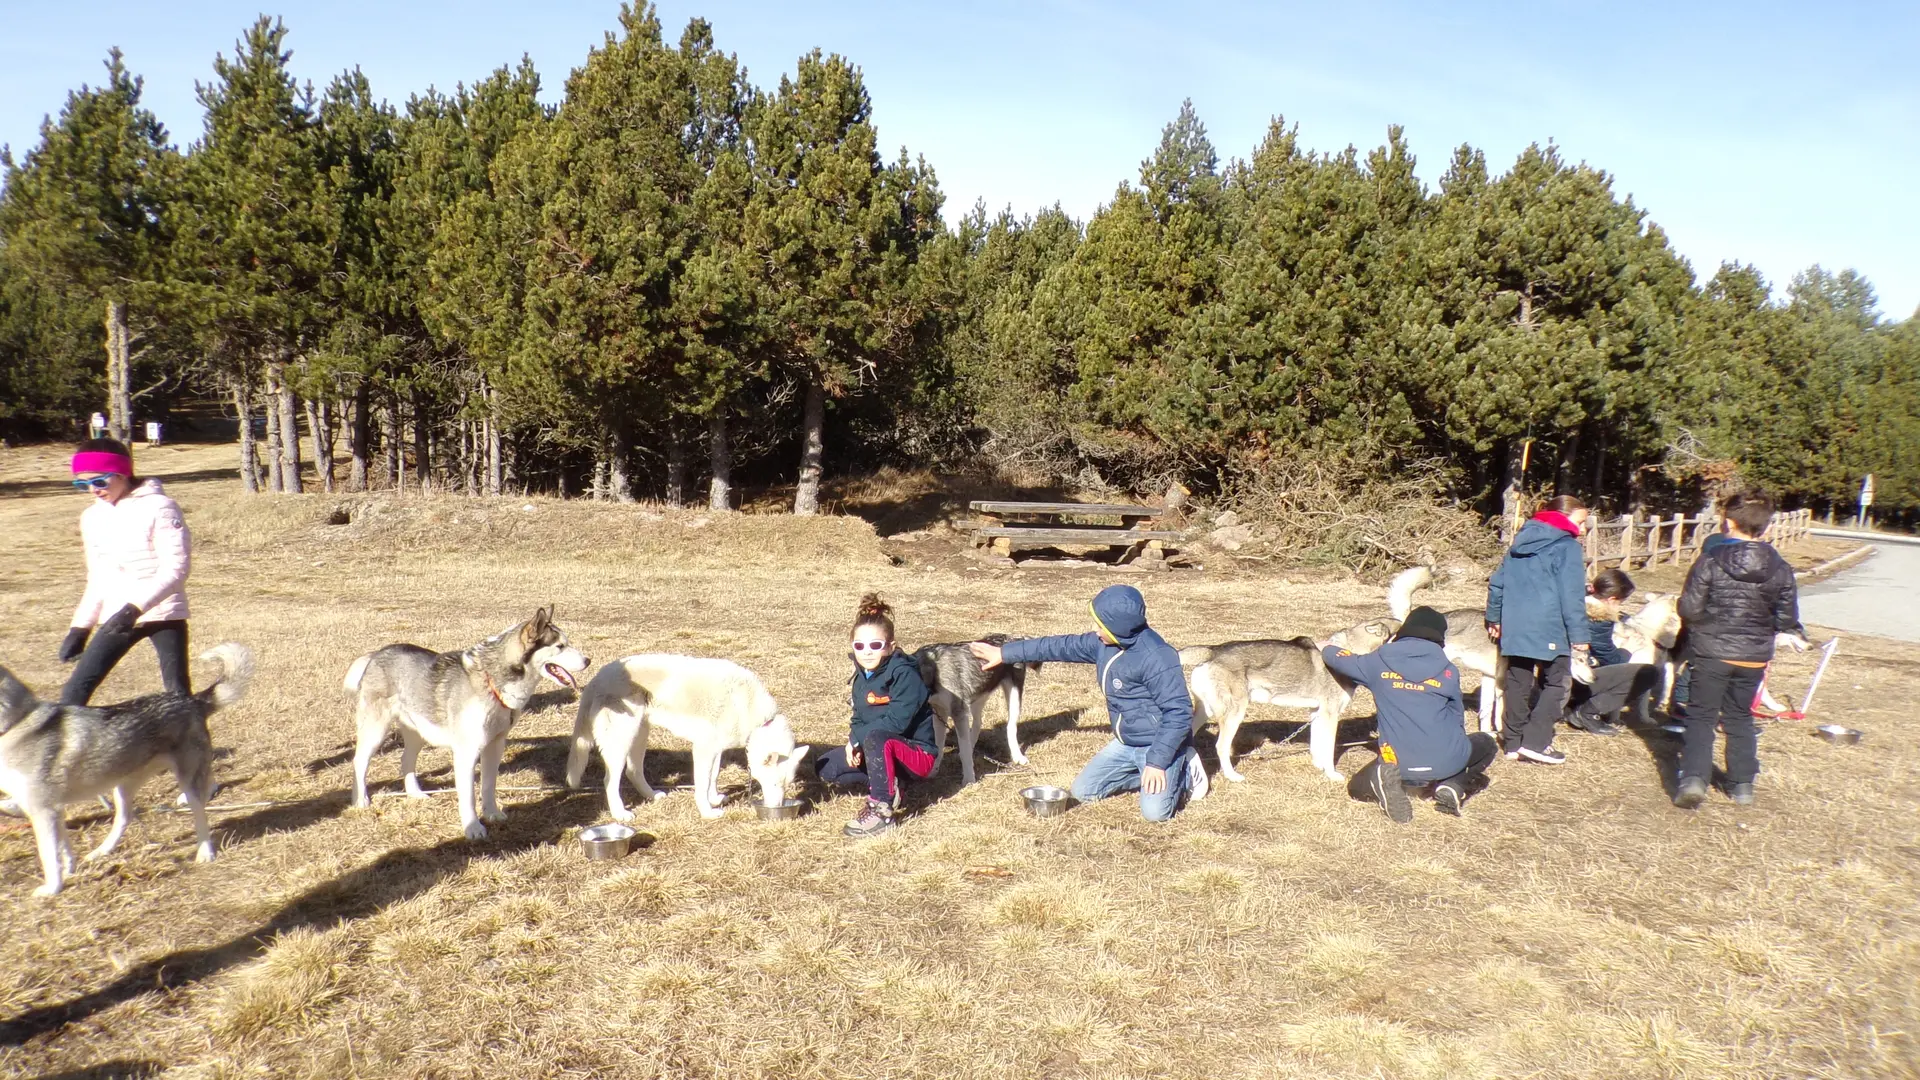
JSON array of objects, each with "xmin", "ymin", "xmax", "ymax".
[
  {"xmin": 0, "ymin": 669, "xmax": 37, "ymax": 730},
  {"xmin": 521, "ymin": 607, "xmax": 552, "ymax": 647}
]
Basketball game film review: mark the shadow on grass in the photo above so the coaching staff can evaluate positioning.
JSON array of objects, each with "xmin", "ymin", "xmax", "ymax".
[
  {"xmin": 26, "ymin": 1062, "xmax": 162, "ymax": 1080},
  {"xmin": 1630, "ymin": 723, "xmax": 1686, "ymax": 798},
  {"xmin": 0, "ymin": 467, "xmax": 239, "ymax": 500},
  {"xmin": 0, "ymin": 790, "xmax": 601, "ymax": 1047}
]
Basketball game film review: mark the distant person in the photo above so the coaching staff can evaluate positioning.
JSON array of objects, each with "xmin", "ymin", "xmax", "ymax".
[
  {"xmin": 1322, "ymin": 606, "xmax": 1496, "ymax": 821},
  {"xmin": 1565, "ymin": 569, "xmax": 1662, "ymax": 736},
  {"xmin": 817, "ymin": 594, "xmax": 942, "ymax": 838},
  {"xmin": 970, "ymin": 585, "xmax": 1207, "ymax": 821},
  {"xmin": 1485, "ymin": 495, "xmax": 1590, "ymax": 764},
  {"xmin": 59, "ymin": 437, "xmax": 194, "ymax": 704},
  {"xmin": 1672, "ymin": 491, "xmax": 1806, "ymax": 808}
]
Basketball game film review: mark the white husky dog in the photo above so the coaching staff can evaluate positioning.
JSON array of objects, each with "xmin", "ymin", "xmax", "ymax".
[{"xmin": 566, "ymin": 655, "xmax": 809, "ymax": 820}]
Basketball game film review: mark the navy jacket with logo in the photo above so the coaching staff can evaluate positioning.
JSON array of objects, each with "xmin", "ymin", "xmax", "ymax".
[
  {"xmin": 1321, "ymin": 637, "xmax": 1471, "ymax": 782},
  {"xmin": 1000, "ymin": 585, "xmax": 1193, "ymax": 771},
  {"xmin": 848, "ymin": 647, "xmax": 938, "ymax": 750}
]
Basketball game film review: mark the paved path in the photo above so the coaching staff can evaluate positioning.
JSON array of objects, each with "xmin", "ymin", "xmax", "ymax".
[{"xmin": 1800, "ymin": 543, "xmax": 1920, "ymax": 643}]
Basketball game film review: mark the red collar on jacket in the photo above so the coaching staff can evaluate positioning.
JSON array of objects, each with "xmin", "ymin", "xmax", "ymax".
[{"xmin": 1533, "ymin": 510, "xmax": 1583, "ymax": 537}]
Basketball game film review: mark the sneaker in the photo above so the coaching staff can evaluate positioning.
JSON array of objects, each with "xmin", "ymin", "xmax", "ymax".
[
  {"xmin": 1727, "ymin": 782, "xmax": 1755, "ymax": 807},
  {"xmin": 1673, "ymin": 775, "xmax": 1709, "ymax": 809},
  {"xmin": 842, "ymin": 800, "xmax": 896, "ymax": 838},
  {"xmin": 1432, "ymin": 781, "xmax": 1465, "ymax": 817},
  {"xmin": 1369, "ymin": 759, "xmax": 1414, "ymax": 824},
  {"xmin": 1567, "ymin": 711, "xmax": 1620, "ymax": 737},
  {"xmin": 1185, "ymin": 753, "xmax": 1210, "ymax": 802},
  {"xmin": 1516, "ymin": 746, "xmax": 1567, "ymax": 765}
]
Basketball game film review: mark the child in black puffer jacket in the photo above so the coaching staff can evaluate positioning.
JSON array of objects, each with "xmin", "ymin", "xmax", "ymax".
[
  {"xmin": 1673, "ymin": 491, "xmax": 1805, "ymax": 809},
  {"xmin": 816, "ymin": 594, "xmax": 943, "ymax": 838}
]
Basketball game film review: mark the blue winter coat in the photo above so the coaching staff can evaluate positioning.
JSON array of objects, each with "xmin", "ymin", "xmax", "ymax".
[
  {"xmin": 1322, "ymin": 638, "xmax": 1471, "ymax": 782},
  {"xmin": 848, "ymin": 648, "xmax": 938, "ymax": 750},
  {"xmin": 1485, "ymin": 517, "xmax": 1587, "ymax": 661},
  {"xmin": 1585, "ymin": 615, "xmax": 1630, "ymax": 668},
  {"xmin": 1000, "ymin": 585, "xmax": 1193, "ymax": 770}
]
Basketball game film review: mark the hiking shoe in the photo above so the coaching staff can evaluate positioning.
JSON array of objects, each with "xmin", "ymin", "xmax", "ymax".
[
  {"xmin": 1568, "ymin": 712, "xmax": 1620, "ymax": 737},
  {"xmin": 1673, "ymin": 776, "xmax": 1709, "ymax": 809},
  {"xmin": 1727, "ymin": 782, "xmax": 1755, "ymax": 807},
  {"xmin": 1517, "ymin": 746, "xmax": 1567, "ymax": 765},
  {"xmin": 1432, "ymin": 781, "xmax": 1465, "ymax": 817},
  {"xmin": 1369, "ymin": 759, "xmax": 1414, "ymax": 824},
  {"xmin": 1186, "ymin": 753, "xmax": 1210, "ymax": 802},
  {"xmin": 842, "ymin": 800, "xmax": 896, "ymax": 838}
]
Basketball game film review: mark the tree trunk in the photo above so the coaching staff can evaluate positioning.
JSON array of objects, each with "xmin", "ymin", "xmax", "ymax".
[
  {"xmin": 1628, "ymin": 462, "xmax": 1647, "ymax": 515},
  {"xmin": 349, "ymin": 381, "xmax": 371, "ymax": 492},
  {"xmin": 271, "ymin": 359, "xmax": 304, "ymax": 494},
  {"xmin": 793, "ymin": 380, "xmax": 826, "ymax": 516},
  {"xmin": 606, "ymin": 423, "xmax": 635, "ymax": 503},
  {"xmin": 502, "ymin": 435, "xmax": 517, "ymax": 495},
  {"xmin": 1590, "ymin": 429, "xmax": 1608, "ymax": 501},
  {"xmin": 664, "ymin": 435, "xmax": 687, "ymax": 508},
  {"xmin": 232, "ymin": 375, "xmax": 260, "ymax": 494},
  {"xmin": 384, "ymin": 395, "xmax": 403, "ymax": 492},
  {"xmin": 708, "ymin": 412, "xmax": 732, "ymax": 511},
  {"xmin": 486, "ymin": 416, "xmax": 502, "ymax": 497},
  {"xmin": 307, "ymin": 397, "xmax": 335, "ymax": 493},
  {"xmin": 263, "ymin": 374, "xmax": 284, "ymax": 494},
  {"xmin": 103, "ymin": 299, "xmax": 133, "ymax": 443},
  {"xmin": 412, "ymin": 392, "xmax": 430, "ymax": 491},
  {"xmin": 1555, "ymin": 426, "xmax": 1583, "ymax": 495}
]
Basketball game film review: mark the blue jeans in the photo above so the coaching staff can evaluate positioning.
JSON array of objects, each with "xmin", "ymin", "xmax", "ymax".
[{"xmin": 1070, "ymin": 738, "xmax": 1194, "ymax": 822}]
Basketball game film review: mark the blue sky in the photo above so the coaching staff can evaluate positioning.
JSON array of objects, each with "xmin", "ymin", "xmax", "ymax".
[{"xmin": 3, "ymin": 1, "xmax": 1914, "ymax": 317}]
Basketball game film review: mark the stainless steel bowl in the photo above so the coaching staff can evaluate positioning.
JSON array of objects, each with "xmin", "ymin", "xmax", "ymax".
[
  {"xmin": 1814, "ymin": 724, "xmax": 1863, "ymax": 745},
  {"xmin": 1657, "ymin": 723, "xmax": 1687, "ymax": 736},
  {"xmin": 1020, "ymin": 785, "xmax": 1070, "ymax": 818},
  {"xmin": 755, "ymin": 798, "xmax": 806, "ymax": 821},
  {"xmin": 580, "ymin": 823, "xmax": 637, "ymax": 860}
]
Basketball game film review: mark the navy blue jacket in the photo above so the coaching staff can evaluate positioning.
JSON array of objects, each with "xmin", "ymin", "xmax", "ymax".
[
  {"xmin": 1486, "ymin": 516, "xmax": 1587, "ymax": 661},
  {"xmin": 1322, "ymin": 638, "xmax": 1471, "ymax": 782},
  {"xmin": 1000, "ymin": 585, "xmax": 1193, "ymax": 770},
  {"xmin": 1585, "ymin": 614, "xmax": 1630, "ymax": 668},
  {"xmin": 848, "ymin": 648, "xmax": 938, "ymax": 750}
]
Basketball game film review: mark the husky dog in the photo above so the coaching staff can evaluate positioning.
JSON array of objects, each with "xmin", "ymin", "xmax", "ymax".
[
  {"xmin": 347, "ymin": 608, "xmax": 589, "ymax": 840},
  {"xmin": 1181, "ymin": 636, "xmax": 1361, "ymax": 784},
  {"xmin": 0, "ymin": 644, "xmax": 252, "ymax": 896},
  {"xmin": 566, "ymin": 655, "xmax": 809, "ymax": 820},
  {"xmin": 1382, "ymin": 566, "xmax": 1508, "ymax": 733},
  {"xmin": 1610, "ymin": 592, "xmax": 1681, "ymax": 716},
  {"xmin": 913, "ymin": 634, "xmax": 1035, "ymax": 785}
]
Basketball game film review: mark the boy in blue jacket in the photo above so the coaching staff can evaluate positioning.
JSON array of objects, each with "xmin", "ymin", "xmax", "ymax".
[
  {"xmin": 970, "ymin": 584, "xmax": 1206, "ymax": 822},
  {"xmin": 1322, "ymin": 607, "xmax": 1497, "ymax": 821}
]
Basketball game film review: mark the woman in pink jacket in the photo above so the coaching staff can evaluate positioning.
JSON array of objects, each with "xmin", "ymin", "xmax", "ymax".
[{"xmin": 58, "ymin": 438, "xmax": 194, "ymax": 704}]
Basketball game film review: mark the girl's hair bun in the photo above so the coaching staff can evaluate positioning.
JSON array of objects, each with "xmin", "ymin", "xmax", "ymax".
[{"xmin": 853, "ymin": 593, "xmax": 895, "ymax": 638}]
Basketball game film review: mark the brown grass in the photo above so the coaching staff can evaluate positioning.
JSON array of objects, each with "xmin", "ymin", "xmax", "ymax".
[{"xmin": 1, "ymin": 442, "xmax": 1916, "ymax": 1079}]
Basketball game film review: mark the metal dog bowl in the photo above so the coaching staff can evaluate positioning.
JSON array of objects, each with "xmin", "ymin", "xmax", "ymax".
[
  {"xmin": 755, "ymin": 798, "xmax": 806, "ymax": 821},
  {"xmin": 1020, "ymin": 785, "xmax": 1070, "ymax": 818},
  {"xmin": 580, "ymin": 823, "xmax": 638, "ymax": 860},
  {"xmin": 1657, "ymin": 723, "xmax": 1687, "ymax": 736},
  {"xmin": 1814, "ymin": 724, "xmax": 1863, "ymax": 746}
]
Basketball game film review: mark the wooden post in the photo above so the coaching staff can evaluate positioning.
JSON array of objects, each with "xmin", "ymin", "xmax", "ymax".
[{"xmin": 1618, "ymin": 513, "xmax": 1634, "ymax": 568}]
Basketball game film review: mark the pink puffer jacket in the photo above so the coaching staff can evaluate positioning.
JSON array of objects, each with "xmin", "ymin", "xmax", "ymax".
[{"xmin": 70, "ymin": 478, "xmax": 192, "ymax": 627}]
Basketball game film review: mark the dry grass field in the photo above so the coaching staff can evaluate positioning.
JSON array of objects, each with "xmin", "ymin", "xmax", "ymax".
[{"xmin": 1, "ymin": 442, "xmax": 1915, "ymax": 1080}]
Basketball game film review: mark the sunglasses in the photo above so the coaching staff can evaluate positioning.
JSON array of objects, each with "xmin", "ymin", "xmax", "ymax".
[
  {"xmin": 71, "ymin": 476, "xmax": 114, "ymax": 491},
  {"xmin": 851, "ymin": 640, "xmax": 889, "ymax": 652}
]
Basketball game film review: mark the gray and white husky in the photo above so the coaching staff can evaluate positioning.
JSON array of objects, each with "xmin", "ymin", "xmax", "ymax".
[
  {"xmin": 0, "ymin": 644, "xmax": 252, "ymax": 896},
  {"xmin": 566, "ymin": 655, "xmax": 808, "ymax": 820},
  {"xmin": 347, "ymin": 608, "xmax": 590, "ymax": 840},
  {"xmin": 1181, "ymin": 637, "xmax": 1361, "ymax": 784},
  {"xmin": 913, "ymin": 634, "xmax": 1036, "ymax": 785},
  {"xmin": 1378, "ymin": 566, "xmax": 1508, "ymax": 733}
]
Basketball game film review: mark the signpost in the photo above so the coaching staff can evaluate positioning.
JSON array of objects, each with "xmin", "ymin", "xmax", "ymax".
[{"xmin": 1858, "ymin": 474, "xmax": 1874, "ymax": 528}]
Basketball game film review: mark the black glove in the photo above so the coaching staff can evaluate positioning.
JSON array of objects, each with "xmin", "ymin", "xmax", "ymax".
[
  {"xmin": 100, "ymin": 604, "xmax": 141, "ymax": 635},
  {"xmin": 57, "ymin": 627, "xmax": 91, "ymax": 662}
]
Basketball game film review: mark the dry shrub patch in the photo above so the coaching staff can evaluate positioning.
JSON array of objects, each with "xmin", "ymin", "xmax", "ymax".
[{"xmin": 0, "ymin": 443, "xmax": 1915, "ymax": 1079}]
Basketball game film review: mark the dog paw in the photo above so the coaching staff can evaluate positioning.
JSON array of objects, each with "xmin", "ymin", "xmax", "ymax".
[
  {"xmin": 84, "ymin": 845, "xmax": 113, "ymax": 863},
  {"xmin": 463, "ymin": 820, "xmax": 490, "ymax": 841},
  {"xmin": 1221, "ymin": 768, "xmax": 1246, "ymax": 783},
  {"xmin": 404, "ymin": 780, "xmax": 430, "ymax": 800},
  {"xmin": 1010, "ymin": 752, "xmax": 1030, "ymax": 766},
  {"xmin": 610, "ymin": 805, "xmax": 635, "ymax": 823},
  {"xmin": 1321, "ymin": 769, "xmax": 1344, "ymax": 783},
  {"xmin": 480, "ymin": 808, "xmax": 507, "ymax": 824},
  {"xmin": 33, "ymin": 882, "xmax": 62, "ymax": 897},
  {"xmin": 196, "ymin": 844, "xmax": 217, "ymax": 864},
  {"xmin": 697, "ymin": 805, "xmax": 726, "ymax": 820}
]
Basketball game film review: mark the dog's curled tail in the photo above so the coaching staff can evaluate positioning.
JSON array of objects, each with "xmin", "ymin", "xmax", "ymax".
[
  {"xmin": 199, "ymin": 643, "xmax": 255, "ymax": 711},
  {"xmin": 1387, "ymin": 565, "xmax": 1434, "ymax": 621},
  {"xmin": 1178, "ymin": 645, "xmax": 1214, "ymax": 667},
  {"xmin": 343, "ymin": 653, "xmax": 373, "ymax": 694}
]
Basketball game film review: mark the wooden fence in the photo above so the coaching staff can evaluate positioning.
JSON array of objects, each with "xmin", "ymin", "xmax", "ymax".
[{"xmin": 1579, "ymin": 508, "xmax": 1813, "ymax": 569}]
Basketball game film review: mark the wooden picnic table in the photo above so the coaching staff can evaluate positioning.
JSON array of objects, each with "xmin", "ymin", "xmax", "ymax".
[{"xmin": 968, "ymin": 500, "xmax": 1179, "ymax": 562}]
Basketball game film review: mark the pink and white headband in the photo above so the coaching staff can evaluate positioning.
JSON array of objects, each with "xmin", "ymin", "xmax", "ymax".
[{"xmin": 71, "ymin": 451, "xmax": 133, "ymax": 476}]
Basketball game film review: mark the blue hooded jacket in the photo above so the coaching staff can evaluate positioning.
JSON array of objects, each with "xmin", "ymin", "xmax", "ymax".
[
  {"xmin": 848, "ymin": 647, "xmax": 938, "ymax": 750},
  {"xmin": 1321, "ymin": 637, "xmax": 1471, "ymax": 781},
  {"xmin": 1000, "ymin": 585, "xmax": 1193, "ymax": 770},
  {"xmin": 1485, "ymin": 515, "xmax": 1587, "ymax": 661}
]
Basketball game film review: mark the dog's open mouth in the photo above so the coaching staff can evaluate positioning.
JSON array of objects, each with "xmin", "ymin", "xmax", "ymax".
[{"xmin": 545, "ymin": 663, "xmax": 579, "ymax": 689}]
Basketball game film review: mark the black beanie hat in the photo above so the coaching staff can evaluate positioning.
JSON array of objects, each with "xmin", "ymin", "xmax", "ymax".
[{"xmin": 1396, "ymin": 606, "xmax": 1448, "ymax": 646}]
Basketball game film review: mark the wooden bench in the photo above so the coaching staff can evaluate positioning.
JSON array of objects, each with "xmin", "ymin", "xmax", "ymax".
[{"xmin": 968, "ymin": 500, "xmax": 1177, "ymax": 563}]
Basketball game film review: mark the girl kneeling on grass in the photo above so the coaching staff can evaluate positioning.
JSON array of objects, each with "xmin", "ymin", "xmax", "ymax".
[{"xmin": 815, "ymin": 594, "xmax": 941, "ymax": 839}]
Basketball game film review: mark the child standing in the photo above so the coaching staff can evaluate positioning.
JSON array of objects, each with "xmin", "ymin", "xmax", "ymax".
[
  {"xmin": 970, "ymin": 584, "xmax": 1206, "ymax": 822},
  {"xmin": 815, "ymin": 595, "xmax": 943, "ymax": 838},
  {"xmin": 1485, "ymin": 495, "xmax": 1590, "ymax": 764},
  {"xmin": 1673, "ymin": 491, "xmax": 1804, "ymax": 808},
  {"xmin": 1323, "ymin": 607, "xmax": 1498, "ymax": 820}
]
